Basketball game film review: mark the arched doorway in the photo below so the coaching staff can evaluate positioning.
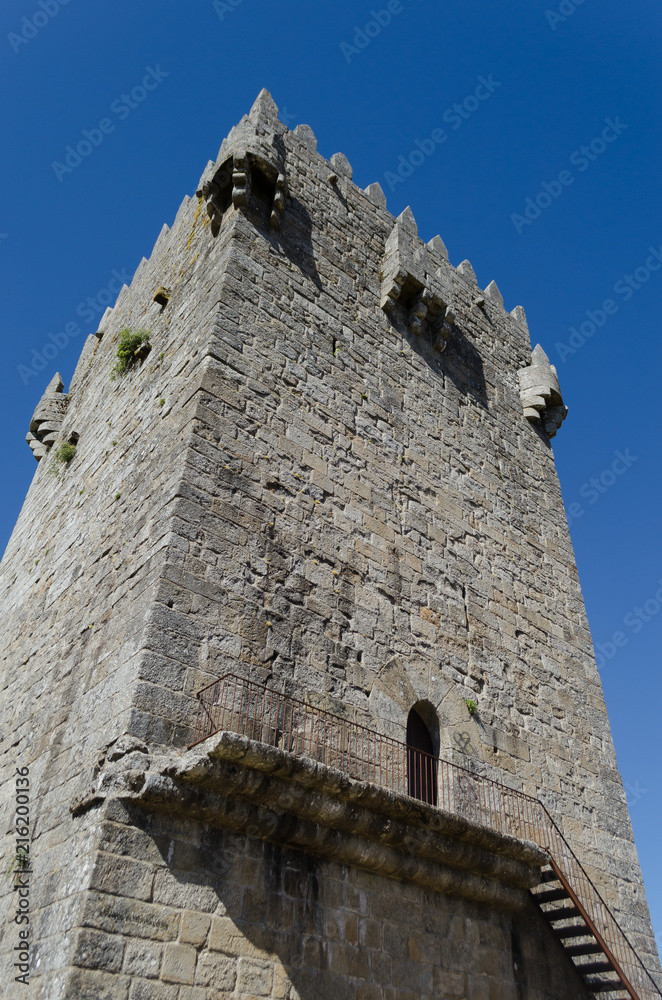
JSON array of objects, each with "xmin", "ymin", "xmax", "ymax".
[{"xmin": 406, "ymin": 707, "xmax": 438, "ymax": 805}]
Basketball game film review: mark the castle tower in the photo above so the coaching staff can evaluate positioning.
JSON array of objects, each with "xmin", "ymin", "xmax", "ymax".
[{"xmin": 1, "ymin": 90, "xmax": 660, "ymax": 1000}]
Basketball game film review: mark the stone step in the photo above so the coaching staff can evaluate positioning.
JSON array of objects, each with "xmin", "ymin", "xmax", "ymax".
[
  {"xmin": 544, "ymin": 905, "xmax": 582, "ymax": 922},
  {"xmin": 534, "ymin": 886, "xmax": 569, "ymax": 904},
  {"xmin": 565, "ymin": 942, "xmax": 604, "ymax": 958},
  {"xmin": 576, "ymin": 960, "xmax": 615, "ymax": 975},
  {"xmin": 583, "ymin": 978, "xmax": 626, "ymax": 993},
  {"xmin": 552, "ymin": 923, "xmax": 594, "ymax": 939}
]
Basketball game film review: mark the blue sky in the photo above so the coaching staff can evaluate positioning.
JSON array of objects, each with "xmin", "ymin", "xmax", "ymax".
[{"xmin": 1, "ymin": 0, "xmax": 660, "ymax": 949}]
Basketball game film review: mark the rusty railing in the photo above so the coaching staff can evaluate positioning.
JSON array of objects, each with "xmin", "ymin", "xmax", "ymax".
[{"xmin": 191, "ymin": 673, "xmax": 660, "ymax": 1000}]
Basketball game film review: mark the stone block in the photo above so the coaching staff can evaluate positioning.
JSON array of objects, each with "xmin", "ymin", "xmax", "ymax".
[
  {"xmin": 273, "ymin": 961, "xmax": 294, "ymax": 999},
  {"xmin": 123, "ymin": 940, "xmax": 163, "ymax": 979},
  {"xmin": 195, "ymin": 950, "xmax": 238, "ymax": 990},
  {"xmin": 73, "ymin": 928, "xmax": 125, "ymax": 973},
  {"xmin": 63, "ymin": 968, "xmax": 130, "ymax": 1000},
  {"xmin": 89, "ymin": 852, "xmax": 154, "ymax": 901},
  {"xmin": 161, "ymin": 942, "xmax": 197, "ymax": 984},
  {"xmin": 359, "ymin": 918, "xmax": 382, "ymax": 950},
  {"xmin": 130, "ymin": 978, "xmax": 179, "ymax": 1000},
  {"xmin": 152, "ymin": 868, "xmax": 219, "ymax": 912},
  {"xmin": 180, "ymin": 909, "xmax": 212, "ymax": 947},
  {"xmin": 357, "ymin": 985, "xmax": 384, "ymax": 1000},
  {"xmin": 237, "ymin": 956, "xmax": 274, "ymax": 996},
  {"xmin": 82, "ymin": 891, "xmax": 180, "ymax": 942},
  {"xmin": 177, "ymin": 989, "xmax": 208, "ymax": 1000},
  {"xmin": 433, "ymin": 968, "xmax": 467, "ymax": 998}
]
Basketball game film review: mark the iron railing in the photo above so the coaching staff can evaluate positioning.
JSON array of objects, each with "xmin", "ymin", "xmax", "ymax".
[{"xmin": 191, "ymin": 673, "xmax": 660, "ymax": 1000}]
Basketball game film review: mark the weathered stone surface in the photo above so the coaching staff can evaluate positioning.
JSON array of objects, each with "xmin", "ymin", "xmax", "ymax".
[
  {"xmin": 160, "ymin": 941, "xmax": 197, "ymax": 984},
  {"xmin": 26, "ymin": 371, "xmax": 69, "ymax": 460},
  {"xmin": 0, "ymin": 87, "xmax": 659, "ymax": 998},
  {"xmin": 179, "ymin": 910, "xmax": 211, "ymax": 947},
  {"xmin": 519, "ymin": 342, "xmax": 568, "ymax": 437},
  {"xmin": 122, "ymin": 940, "xmax": 163, "ymax": 979}
]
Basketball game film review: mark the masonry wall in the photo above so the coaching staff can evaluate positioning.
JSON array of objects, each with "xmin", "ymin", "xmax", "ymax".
[
  {"xmin": 61, "ymin": 800, "xmax": 591, "ymax": 1000},
  {"xmin": 147, "ymin": 105, "xmax": 658, "ymax": 971},
  {"xmin": 0, "ymin": 175, "xmax": 232, "ymax": 994},
  {"xmin": 0, "ymin": 90, "xmax": 659, "ymax": 997}
]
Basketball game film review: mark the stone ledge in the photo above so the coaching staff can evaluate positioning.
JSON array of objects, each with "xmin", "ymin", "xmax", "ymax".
[{"xmin": 79, "ymin": 731, "xmax": 548, "ymax": 911}]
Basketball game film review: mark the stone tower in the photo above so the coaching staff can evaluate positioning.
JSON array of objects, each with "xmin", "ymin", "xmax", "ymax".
[{"xmin": 1, "ymin": 90, "xmax": 660, "ymax": 1000}]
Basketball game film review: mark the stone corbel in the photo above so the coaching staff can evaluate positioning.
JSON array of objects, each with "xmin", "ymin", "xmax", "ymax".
[
  {"xmin": 198, "ymin": 149, "xmax": 288, "ymax": 237},
  {"xmin": 231, "ymin": 154, "xmax": 249, "ymax": 209},
  {"xmin": 518, "ymin": 344, "xmax": 568, "ymax": 438},
  {"xmin": 271, "ymin": 173, "xmax": 287, "ymax": 231},
  {"xmin": 380, "ymin": 210, "xmax": 456, "ymax": 352}
]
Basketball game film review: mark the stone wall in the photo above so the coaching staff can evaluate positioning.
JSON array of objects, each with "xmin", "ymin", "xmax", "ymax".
[
  {"xmin": 0, "ymin": 153, "xmax": 227, "ymax": 994},
  {"xmin": 0, "ymin": 89, "xmax": 659, "ymax": 996},
  {"xmin": 62, "ymin": 798, "xmax": 590, "ymax": 1000}
]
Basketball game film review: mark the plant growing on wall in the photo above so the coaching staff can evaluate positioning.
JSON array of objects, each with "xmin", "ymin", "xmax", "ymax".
[
  {"xmin": 111, "ymin": 328, "xmax": 152, "ymax": 379},
  {"xmin": 52, "ymin": 441, "xmax": 77, "ymax": 465},
  {"xmin": 464, "ymin": 698, "xmax": 478, "ymax": 717}
]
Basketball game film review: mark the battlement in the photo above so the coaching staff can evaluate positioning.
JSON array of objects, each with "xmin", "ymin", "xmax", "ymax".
[
  {"xmin": 26, "ymin": 89, "xmax": 566, "ymax": 470},
  {"xmin": 1, "ymin": 90, "xmax": 656, "ymax": 1000}
]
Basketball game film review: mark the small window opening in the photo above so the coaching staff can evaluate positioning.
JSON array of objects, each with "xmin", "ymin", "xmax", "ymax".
[
  {"xmin": 153, "ymin": 287, "xmax": 171, "ymax": 310},
  {"xmin": 407, "ymin": 708, "xmax": 438, "ymax": 805}
]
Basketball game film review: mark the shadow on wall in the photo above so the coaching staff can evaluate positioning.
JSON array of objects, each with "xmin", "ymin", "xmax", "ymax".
[
  {"xmin": 279, "ymin": 196, "xmax": 322, "ymax": 292},
  {"xmin": 400, "ymin": 317, "xmax": 488, "ymax": 409},
  {"xmin": 113, "ymin": 804, "xmax": 592, "ymax": 1000}
]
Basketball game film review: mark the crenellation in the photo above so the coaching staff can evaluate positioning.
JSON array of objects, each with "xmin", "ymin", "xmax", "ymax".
[
  {"xmin": 364, "ymin": 181, "xmax": 387, "ymax": 208},
  {"xmin": 1, "ymin": 89, "xmax": 660, "ymax": 999}
]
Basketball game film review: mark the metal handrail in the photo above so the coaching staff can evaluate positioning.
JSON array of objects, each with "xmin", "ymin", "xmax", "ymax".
[{"xmin": 191, "ymin": 673, "xmax": 660, "ymax": 1000}]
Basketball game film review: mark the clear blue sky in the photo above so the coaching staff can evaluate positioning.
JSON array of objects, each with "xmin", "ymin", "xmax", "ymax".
[{"xmin": 1, "ymin": 0, "xmax": 660, "ymax": 949}]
